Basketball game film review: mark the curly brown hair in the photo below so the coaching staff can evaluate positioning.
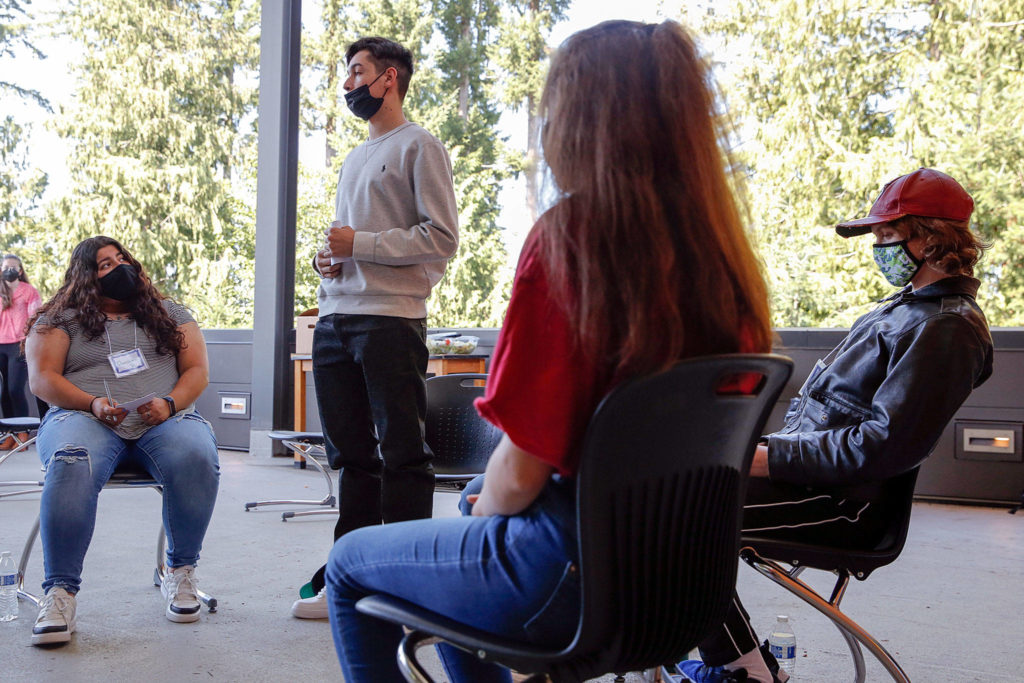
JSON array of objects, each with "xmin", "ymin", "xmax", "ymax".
[
  {"xmin": 890, "ymin": 215, "xmax": 987, "ymax": 276},
  {"xmin": 27, "ymin": 236, "xmax": 184, "ymax": 356}
]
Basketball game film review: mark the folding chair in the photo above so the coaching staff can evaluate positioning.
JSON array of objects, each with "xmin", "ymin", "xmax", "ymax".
[
  {"xmin": 17, "ymin": 463, "xmax": 217, "ymax": 612},
  {"xmin": 244, "ymin": 431, "xmax": 337, "ymax": 520},
  {"xmin": 0, "ymin": 416, "xmax": 43, "ymax": 499},
  {"xmin": 739, "ymin": 467, "xmax": 920, "ymax": 683},
  {"xmin": 355, "ymin": 354, "xmax": 792, "ymax": 682}
]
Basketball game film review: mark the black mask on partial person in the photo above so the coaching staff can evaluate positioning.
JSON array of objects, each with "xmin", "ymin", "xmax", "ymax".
[
  {"xmin": 344, "ymin": 70, "xmax": 389, "ymax": 120},
  {"xmin": 1, "ymin": 268, "xmax": 19, "ymax": 282},
  {"xmin": 98, "ymin": 264, "xmax": 140, "ymax": 301}
]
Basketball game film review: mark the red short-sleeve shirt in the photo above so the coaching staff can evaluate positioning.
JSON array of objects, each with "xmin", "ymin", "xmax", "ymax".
[
  {"xmin": 476, "ymin": 222, "xmax": 763, "ymax": 476},
  {"xmin": 474, "ymin": 227, "xmax": 601, "ymax": 477}
]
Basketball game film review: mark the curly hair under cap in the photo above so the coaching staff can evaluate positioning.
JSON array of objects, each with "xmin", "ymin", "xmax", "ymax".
[
  {"xmin": 27, "ymin": 236, "xmax": 184, "ymax": 356},
  {"xmin": 890, "ymin": 215, "xmax": 987, "ymax": 277}
]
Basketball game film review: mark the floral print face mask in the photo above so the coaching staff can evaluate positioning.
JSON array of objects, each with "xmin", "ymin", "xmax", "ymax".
[{"xmin": 873, "ymin": 239, "xmax": 923, "ymax": 287}]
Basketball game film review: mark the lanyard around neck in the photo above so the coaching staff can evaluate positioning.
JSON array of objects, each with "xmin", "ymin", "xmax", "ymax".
[{"xmin": 104, "ymin": 320, "xmax": 138, "ymax": 354}]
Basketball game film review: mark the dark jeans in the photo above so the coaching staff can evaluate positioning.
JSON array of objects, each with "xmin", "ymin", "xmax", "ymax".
[
  {"xmin": 0, "ymin": 341, "xmax": 29, "ymax": 417},
  {"xmin": 698, "ymin": 477, "xmax": 888, "ymax": 665},
  {"xmin": 310, "ymin": 314, "xmax": 433, "ymax": 589}
]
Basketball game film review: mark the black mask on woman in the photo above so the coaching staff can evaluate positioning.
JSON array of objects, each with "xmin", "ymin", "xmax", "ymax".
[
  {"xmin": 1, "ymin": 268, "xmax": 18, "ymax": 282},
  {"xmin": 344, "ymin": 70, "xmax": 388, "ymax": 120},
  {"xmin": 99, "ymin": 264, "xmax": 139, "ymax": 301}
]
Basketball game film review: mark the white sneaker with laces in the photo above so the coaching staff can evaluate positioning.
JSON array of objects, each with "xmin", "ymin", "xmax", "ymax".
[
  {"xmin": 161, "ymin": 565, "xmax": 201, "ymax": 623},
  {"xmin": 291, "ymin": 587, "xmax": 328, "ymax": 619},
  {"xmin": 32, "ymin": 586, "xmax": 77, "ymax": 646}
]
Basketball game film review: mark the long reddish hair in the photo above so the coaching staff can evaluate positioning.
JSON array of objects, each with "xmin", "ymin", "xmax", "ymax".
[{"xmin": 537, "ymin": 20, "xmax": 772, "ymax": 384}]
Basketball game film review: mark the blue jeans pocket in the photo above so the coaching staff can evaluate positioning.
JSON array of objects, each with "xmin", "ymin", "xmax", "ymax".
[{"xmin": 522, "ymin": 560, "xmax": 580, "ymax": 645}]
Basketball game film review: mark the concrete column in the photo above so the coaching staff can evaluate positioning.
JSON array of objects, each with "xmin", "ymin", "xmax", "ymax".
[{"xmin": 249, "ymin": 0, "xmax": 301, "ymax": 456}]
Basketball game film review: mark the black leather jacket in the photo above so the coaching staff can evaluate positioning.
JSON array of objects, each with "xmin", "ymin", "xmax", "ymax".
[{"xmin": 767, "ymin": 275, "xmax": 993, "ymax": 487}]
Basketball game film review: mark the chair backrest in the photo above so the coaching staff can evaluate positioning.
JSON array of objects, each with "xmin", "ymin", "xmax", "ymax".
[
  {"xmin": 425, "ymin": 374, "xmax": 503, "ymax": 476},
  {"xmin": 741, "ymin": 466, "xmax": 921, "ymax": 581},
  {"xmin": 554, "ymin": 354, "xmax": 792, "ymax": 680}
]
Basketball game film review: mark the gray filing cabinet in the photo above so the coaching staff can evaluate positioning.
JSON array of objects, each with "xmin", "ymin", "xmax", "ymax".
[{"xmin": 195, "ymin": 329, "xmax": 254, "ymax": 450}]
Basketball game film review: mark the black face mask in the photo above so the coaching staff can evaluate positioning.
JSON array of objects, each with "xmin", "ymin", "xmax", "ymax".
[
  {"xmin": 1, "ymin": 268, "xmax": 18, "ymax": 282},
  {"xmin": 99, "ymin": 264, "xmax": 139, "ymax": 301},
  {"xmin": 344, "ymin": 70, "xmax": 388, "ymax": 120}
]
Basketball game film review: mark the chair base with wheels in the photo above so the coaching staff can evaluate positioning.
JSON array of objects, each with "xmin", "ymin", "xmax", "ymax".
[
  {"xmin": 245, "ymin": 431, "xmax": 337, "ymax": 520},
  {"xmin": 0, "ymin": 416, "xmax": 43, "ymax": 499},
  {"xmin": 739, "ymin": 467, "xmax": 921, "ymax": 683},
  {"xmin": 17, "ymin": 465, "xmax": 217, "ymax": 612}
]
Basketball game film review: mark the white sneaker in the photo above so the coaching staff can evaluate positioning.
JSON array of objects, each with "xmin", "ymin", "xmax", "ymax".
[
  {"xmin": 291, "ymin": 587, "xmax": 328, "ymax": 619},
  {"xmin": 161, "ymin": 565, "xmax": 201, "ymax": 623},
  {"xmin": 32, "ymin": 586, "xmax": 77, "ymax": 646}
]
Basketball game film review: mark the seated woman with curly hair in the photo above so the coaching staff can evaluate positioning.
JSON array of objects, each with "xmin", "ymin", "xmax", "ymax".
[{"xmin": 24, "ymin": 236, "xmax": 219, "ymax": 646}]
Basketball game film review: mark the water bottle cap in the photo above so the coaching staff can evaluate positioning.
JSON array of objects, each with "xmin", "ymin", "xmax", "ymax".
[{"xmin": 777, "ymin": 615, "xmax": 789, "ymax": 621}]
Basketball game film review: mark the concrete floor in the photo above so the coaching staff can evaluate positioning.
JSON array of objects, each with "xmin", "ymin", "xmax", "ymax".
[{"xmin": 1, "ymin": 447, "xmax": 1022, "ymax": 682}]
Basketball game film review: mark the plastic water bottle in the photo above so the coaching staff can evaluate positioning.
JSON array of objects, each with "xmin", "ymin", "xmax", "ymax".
[
  {"xmin": 768, "ymin": 614, "xmax": 796, "ymax": 676},
  {"xmin": 0, "ymin": 551, "xmax": 18, "ymax": 622}
]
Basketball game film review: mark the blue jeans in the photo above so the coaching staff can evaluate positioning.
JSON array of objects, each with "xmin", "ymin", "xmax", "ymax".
[
  {"xmin": 310, "ymin": 314, "xmax": 433, "ymax": 590},
  {"xmin": 36, "ymin": 408, "xmax": 220, "ymax": 594},
  {"xmin": 326, "ymin": 475, "xmax": 581, "ymax": 683}
]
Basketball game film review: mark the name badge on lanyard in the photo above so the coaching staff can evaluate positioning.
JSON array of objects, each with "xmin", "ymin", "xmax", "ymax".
[
  {"xmin": 108, "ymin": 348, "xmax": 149, "ymax": 378},
  {"xmin": 105, "ymin": 321, "xmax": 149, "ymax": 378}
]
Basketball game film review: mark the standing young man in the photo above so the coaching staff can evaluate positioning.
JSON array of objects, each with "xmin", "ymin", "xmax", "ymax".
[
  {"xmin": 679, "ymin": 168, "xmax": 994, "ymax": 682},
  {"xmin": 292, "ymin": 37, "xmax": 459, "ymax": 618}
]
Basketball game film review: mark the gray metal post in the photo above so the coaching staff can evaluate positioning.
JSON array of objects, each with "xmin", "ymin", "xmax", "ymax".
[{"xmin": 249, "ymin": 0, "xmax": 301, "ymax": 456}]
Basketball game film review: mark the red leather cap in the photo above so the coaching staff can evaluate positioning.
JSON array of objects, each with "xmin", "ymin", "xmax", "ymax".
[{"xmin": 835, "ymin": 168, "xmax": 974, "ymax": 237}]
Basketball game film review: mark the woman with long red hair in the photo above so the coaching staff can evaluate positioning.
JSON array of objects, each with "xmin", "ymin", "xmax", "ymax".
[{"xmin": 324, "ymin": 20, "xmax": 773, "ymax": 682}]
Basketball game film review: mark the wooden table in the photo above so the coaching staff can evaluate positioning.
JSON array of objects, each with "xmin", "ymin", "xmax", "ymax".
[{"xmin": 291, "ymin": 353, "xmax": 487, "ymax": 433}]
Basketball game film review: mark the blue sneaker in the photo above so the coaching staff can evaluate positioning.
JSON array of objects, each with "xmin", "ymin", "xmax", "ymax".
[
  {"xmin": 675, "ymin": 641, "xmax": 787, "ymax": 683},
  {"xmin": 675, "ymin": 659, "xmax": 749, "ymax": 682}
]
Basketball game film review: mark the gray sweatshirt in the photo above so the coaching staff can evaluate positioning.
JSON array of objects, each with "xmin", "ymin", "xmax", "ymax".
[{"xmin": 317, "ymin": 122, "xmax": 459, "ymax": 319}]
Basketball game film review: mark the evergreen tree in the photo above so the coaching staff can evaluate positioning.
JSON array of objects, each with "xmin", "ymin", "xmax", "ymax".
[
  {"xmin": 0, "ymin": 0, "xmax": 52, "ymax": 286},
  {"xmin": 492, "ymin": 0, "xmax": 568, "ymax": 221},
  {"xmin": 0, "ymin": 0, "xmax": 47, "ymax": 106},
  {"xmin": 45, "ymin": 0, "xmax": 260, "ymax": 327},
  {"xmin": 689, "ymin": 0, "xmax": 1024, "ymax": 327}
]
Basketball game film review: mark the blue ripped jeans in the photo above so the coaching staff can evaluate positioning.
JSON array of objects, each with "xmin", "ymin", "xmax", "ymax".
[
  {"xmin": 36, "ymin": 408, "xmax": 220, "ymax": 594},
  {"xmin": 326, "ymin": 475, "xmax": 581, "ymax": 683}
]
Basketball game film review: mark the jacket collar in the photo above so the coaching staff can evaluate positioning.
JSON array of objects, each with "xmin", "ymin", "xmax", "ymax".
[
  {"xmin": 880, "ymin": 274, "xmax": 979, "ymax": 304},
  {"xmin": 905, "ymin": 274, "xmax": 980, "ymax": 300}
]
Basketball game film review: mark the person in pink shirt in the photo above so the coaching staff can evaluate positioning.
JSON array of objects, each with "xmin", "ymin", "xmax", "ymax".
[{"xmin": 1, "ymin": 253, "xmax": 42, "ymax": 439}]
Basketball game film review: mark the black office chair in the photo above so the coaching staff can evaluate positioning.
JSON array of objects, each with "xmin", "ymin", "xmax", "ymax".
[
  {"xmin": 17, "ymin": 463, "xmax": 217, "ymax": 612},
  {"xmin": 425, "ymin": 373, "xmax": 502, "ymax": 492},
  {"xmin": 356, "ymin": 354, "xmax": 793, "ymax": 682},
  {"xmin": 739, "ymin": 467, "xmax": 920, "ymax": 683},
  {"xmin": 0, "ymin": 416, "xmax": 43, "ymax": 499}
]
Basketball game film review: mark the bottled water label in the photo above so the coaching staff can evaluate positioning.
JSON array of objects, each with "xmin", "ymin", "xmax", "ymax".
[
  {"xmin": 771, "ymin": 644, "xmax": 796, "ymax": 660},
  {"xmin": 0, "ymin": 574, "xmax": 16, "ymax": 587}
]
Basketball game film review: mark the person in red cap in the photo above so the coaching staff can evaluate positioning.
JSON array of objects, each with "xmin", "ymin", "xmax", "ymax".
[{"xmin": 677, "ymin": 168, "xmax": 994, "ymax": 683}]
